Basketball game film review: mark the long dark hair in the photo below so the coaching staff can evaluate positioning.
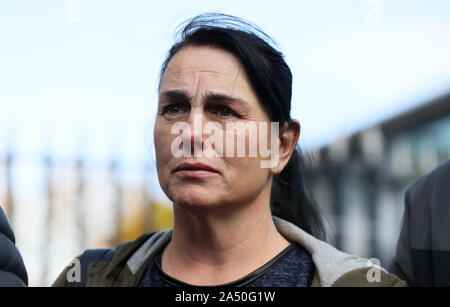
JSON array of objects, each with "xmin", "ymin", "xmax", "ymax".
[{"xmin": 159, "ymin": 13, "xmax": 326, "ymax": 241}]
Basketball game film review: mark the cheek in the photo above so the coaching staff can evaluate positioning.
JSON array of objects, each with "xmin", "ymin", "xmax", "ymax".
[
  {"xmin": 154, "ymin": 122, "xmax": 174, "ymax": 166},
  {"xmin": 228, "ymin": 122, "xmax": 273, "ymax": 162},
  {"xmin": 227, "ymin": 156, "xmax": 270, "ymax": 203},
  {"xmin": 225, "ymin": 129, "xmax": 270, "ymax": 182}
]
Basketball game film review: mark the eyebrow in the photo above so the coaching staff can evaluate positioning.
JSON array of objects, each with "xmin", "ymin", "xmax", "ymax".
[
  {"xmin": 160, "ymin": 89, "xmax": 190, "ymax": 101},
  {"xmin": 160, "ymin": 89, "xmax": 249, "ymax": 107}
]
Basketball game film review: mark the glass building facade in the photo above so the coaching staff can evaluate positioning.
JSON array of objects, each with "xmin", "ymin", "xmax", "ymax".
[{"xmin": 307, "ymin": 93, "xmax": 450, "ymax": 266}]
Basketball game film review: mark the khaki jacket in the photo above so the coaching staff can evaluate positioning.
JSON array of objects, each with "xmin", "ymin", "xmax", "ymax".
[{"xmin": 53, "ymin": 217, "xmax": 406, "ymax": 287}]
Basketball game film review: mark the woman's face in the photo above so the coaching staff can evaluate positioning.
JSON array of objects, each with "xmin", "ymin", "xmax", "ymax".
[{"xmin": 154, "ymin": 45, "xmax": 277, "ymax": 212}]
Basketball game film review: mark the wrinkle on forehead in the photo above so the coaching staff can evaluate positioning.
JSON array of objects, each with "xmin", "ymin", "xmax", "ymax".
[
  {"xmin": 164, "ymin": 66, "xmax": 237, "ymax": 77},
  {"xmin": 199, "ymin": 69, "xmax": 235, "ymax": 76},
  {"xmin": 160, "ymin": 46, "xmax": 253, "ymax": 102},
  {"xmin": 164, "ymin": 46, "xmax": 242, "ymax": 77},
  {"xmin": 162, "ymin": 67, "xmax": 245, "ymax": 98},
  {"xmin": 193, "ymin": 66, "xmax": 242, "ymax": 99},
  {"xmin": 231, "ymin": 66, "xmax": 242, "ymax": 94}
]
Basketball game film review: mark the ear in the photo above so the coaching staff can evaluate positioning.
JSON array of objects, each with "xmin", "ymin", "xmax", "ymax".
[{"xmin": 269, "ymin": 120, "xmax": 300, "ymax": 175}]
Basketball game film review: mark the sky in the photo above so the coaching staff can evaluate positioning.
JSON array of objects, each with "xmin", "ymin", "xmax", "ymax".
[{"xmin": 1, "ymin": 0, "xmax": 450, "ymax": 165}]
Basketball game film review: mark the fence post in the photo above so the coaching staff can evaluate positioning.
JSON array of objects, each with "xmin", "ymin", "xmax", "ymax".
[
  {"xmin": 42, "ymin": 154, "xmax": 54, "ymax": 286},
  {"xmin": 142, "ymin": 163, "xmax": 153, "ymax": 232},
  {"xmin": 75, "ymin": 157, "xmax": 86, "ymax": 252},
  {"xmin": 109, "ymin": 159, "xmax": 122, "ymax": 245},
  {"xmin": 4, "ymin": 151, "xmax": 14, "ymax": 225}
]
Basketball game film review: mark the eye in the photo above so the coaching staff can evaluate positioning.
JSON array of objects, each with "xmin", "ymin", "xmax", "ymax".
[
  {"xmin": 162, "ymin": 103, "xmax": 189, "ymax": 115},
  {"xmin": 216, "ymin": 106, "xmax": 236, "ymax": 118}
]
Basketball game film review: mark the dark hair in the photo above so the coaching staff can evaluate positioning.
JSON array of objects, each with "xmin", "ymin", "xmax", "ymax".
[{"xmin": 159, "ymin": 13, "xmax": 326, "ymax": 241}]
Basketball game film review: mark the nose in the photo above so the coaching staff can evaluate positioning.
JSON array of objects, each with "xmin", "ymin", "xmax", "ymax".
[{"xmin": 185, "ymin": 110, "xmax": 204, "ymax": 157}]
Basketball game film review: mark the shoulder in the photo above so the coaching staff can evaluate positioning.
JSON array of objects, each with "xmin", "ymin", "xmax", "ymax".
[
  {"xmin": 309, "ymin": 246, "xmax": 406, "ymax": 287},
  {"xmin": 393, "ymin": 160, "xmax": 450, "ymax": 286},
  {"xmin": 51, "ymin": 254, "xmax": 82, "ymax": 287},
  {"xmin": 312, "ymin": 243, "xmax": 406, "ymax": 287},
  {"xmin": 406, "ymin": 159, "xmax": 450, "ymax": 205},
  {"xmin": 331, "ymin": 267, "xmax": 407, "ymax": 287},
  {"xmin": 305, "ymin": 245, "xmax": 406, "ymax": 287},
  {"xmin": 403, "ymin": 159, "xmax": 450, "ymax": 247},
  {"xmin": 52, "ymin": 231, "xmax": 164, "ymax": 287},
  {"xmin": 273, "ymin": 216, "xmax": 406, "ymax": 287}
]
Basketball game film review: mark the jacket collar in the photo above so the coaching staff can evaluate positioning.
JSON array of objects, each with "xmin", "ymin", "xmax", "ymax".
[
  {"xmin": 106, "ymin": 216, "xmax": 374, "ymax": 287},
  {"xmin": 272, "ymin": 216, "xmax": 374, "ymax": 287}
]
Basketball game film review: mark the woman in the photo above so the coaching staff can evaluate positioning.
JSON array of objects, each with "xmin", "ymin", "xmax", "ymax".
[{"xmin": 53, "ymin": 13, "xmax": 405, "ymax": 287}]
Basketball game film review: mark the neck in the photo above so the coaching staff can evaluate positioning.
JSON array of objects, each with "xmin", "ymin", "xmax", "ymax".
[{"xmin": 162, "ymin": 187, "xmax": 290, "ymax": 285}]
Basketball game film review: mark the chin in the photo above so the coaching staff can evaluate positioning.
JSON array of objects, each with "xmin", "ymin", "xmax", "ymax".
[
  {"xmin": 171, "ymin": 190, "xmax": 243, "ymax": 217},
  {"xmin": 172, "ymin": 188, "xmax": 218, "ymax": 209}
]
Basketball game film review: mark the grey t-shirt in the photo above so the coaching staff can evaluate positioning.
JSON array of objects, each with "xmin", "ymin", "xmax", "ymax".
[{"xmin": 138, "ymin": 243, "xmax": 315, "ymax": 287}]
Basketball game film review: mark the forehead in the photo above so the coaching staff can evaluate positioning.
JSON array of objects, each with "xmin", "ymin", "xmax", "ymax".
[
  {"xmin": 160, "ymin": 46, "xmax": 252, "ymax": 95},
  {"xmin": 165, "ymin": 46, "xmax": 241, "ymax": 76}
]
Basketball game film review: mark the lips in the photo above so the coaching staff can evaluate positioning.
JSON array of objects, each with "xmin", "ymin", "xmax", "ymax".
[
  {"xmin": 174, "ymin": 162, "xmax": 219, "ymax": 174},
  {"xmin": 173, "ymin": 162, "xmax": 220, "ymax": 179}
]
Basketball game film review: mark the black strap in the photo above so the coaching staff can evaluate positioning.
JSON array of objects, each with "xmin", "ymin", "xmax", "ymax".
[{"xmin": 79, "ymin": 248, "xmax": 114, "ymax": 287}]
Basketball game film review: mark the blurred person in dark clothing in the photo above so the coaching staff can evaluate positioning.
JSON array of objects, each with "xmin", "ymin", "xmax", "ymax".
[
  {"xmin": 390, "ymin": 160, "xmax": 450, "ymax": 286},
  {"xmin": 0, "ymin": 206, "xmax": 28, "ymax": 287}
]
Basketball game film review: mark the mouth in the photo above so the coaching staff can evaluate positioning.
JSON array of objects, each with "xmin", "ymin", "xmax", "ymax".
[
  {"xmin": 174, "ymin": 162, "xmax": 219, "ymax": 173},
  {"xmin": 173, "ymin": 162, "xmax": 220, "ymax": 178}
]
